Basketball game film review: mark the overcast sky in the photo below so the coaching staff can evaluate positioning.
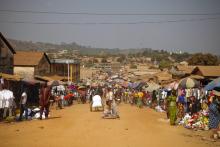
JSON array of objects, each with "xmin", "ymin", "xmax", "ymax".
[{"xmin": 0, "ymin": 0, "xmax": 220, "ymax": 54}]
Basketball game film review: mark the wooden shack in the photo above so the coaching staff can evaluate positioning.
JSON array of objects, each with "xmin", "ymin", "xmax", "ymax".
[
  {"xmin": 0, "ymin": 32, "xmax": 16, "ymax": 74},
  {"xmin": 14, "ymin": 51, "xmax": 51, "ymax": 78}
]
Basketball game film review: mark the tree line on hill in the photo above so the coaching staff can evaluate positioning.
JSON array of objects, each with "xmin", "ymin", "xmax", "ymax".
[{"xmin": 8, "ymin": 39, "xmax": 219, "ymax": 68}]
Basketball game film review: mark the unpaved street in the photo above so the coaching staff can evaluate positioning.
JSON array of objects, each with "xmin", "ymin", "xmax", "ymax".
[{"xmin": 0, "ymin": 104, "xmax": 219, "ymax": 147}]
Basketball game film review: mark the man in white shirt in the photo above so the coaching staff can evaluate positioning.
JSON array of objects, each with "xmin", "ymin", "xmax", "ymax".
[
  {"xmin": 19, "ymin": 89, "xmax": 28, "ymax": 121},
  {"xmin": 3, "ymin": 89, "xmax": 14, "ymax": 119}
]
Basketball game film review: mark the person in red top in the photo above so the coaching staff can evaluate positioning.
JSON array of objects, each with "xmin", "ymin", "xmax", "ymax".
[{"xmin": 39, "ymin": 83, "xmax": 51, "ymax": 120}]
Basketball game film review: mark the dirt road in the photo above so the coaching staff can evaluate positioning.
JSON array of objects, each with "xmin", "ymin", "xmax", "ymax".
[{"xmin": 0, "ymin": 104, "xmax": 219, "ymax": 147}]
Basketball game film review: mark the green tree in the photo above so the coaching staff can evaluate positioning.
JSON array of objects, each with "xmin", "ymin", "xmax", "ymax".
[
  {"xmin": 171, "ymin": 52, "xmax": 191, "ymax": 62},
  {"xmin": 159, "ymin": 60, "xmax": 172, "ymax": 69},
  {"xmin": 188, "ymin": 53, "xmax": 218, "ymax": 65}
]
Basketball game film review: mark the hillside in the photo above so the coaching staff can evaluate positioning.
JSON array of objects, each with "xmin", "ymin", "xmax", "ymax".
[
  {"xmin": 8, "ymin": 39, "xmax": 197, "ymax": 63},
  {"xmin": 8, "ymin": 39, "xmax": 145, "ymax": 55}
]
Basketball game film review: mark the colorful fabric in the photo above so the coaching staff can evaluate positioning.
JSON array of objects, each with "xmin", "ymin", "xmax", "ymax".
[
  {"xmin": 177, "ymin": 103, "xmax": 185, "ymax": 119},
  {"xmin": 180, "ymin": 112, "xmax": 209, "ymax": 130}
]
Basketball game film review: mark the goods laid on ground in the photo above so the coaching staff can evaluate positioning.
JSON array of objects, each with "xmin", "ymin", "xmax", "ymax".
[{"xmin": 179, "ymin": 110, "xmax": 209, "ymax": 130}]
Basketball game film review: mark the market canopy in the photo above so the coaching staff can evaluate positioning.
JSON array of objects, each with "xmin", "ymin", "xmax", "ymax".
[
  {"xmin": 135, "ymin": 82, "xmax": 148, "ymax": 90},
  {"xmin": 165, "ymin": 81, "xmax": 179, "ymax": 90},
  {"xmin": 34, "ymin": 75, "xmax": 53, "ymax": 82},
  {"xmin": 204, "ymin": 77, "xmax": 220, "ymax": 91},
  {"xmin": 178, "ymin": 77, "xmax": 200, "ymax": 89},
  {"xmin": 143, "ymin": 82, "xmax": 161, "ymax": 92}
]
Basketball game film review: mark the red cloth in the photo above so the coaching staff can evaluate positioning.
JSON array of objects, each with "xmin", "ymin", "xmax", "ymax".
[
  {"xmin": 64, "ymin": 93, "xmax": 74, "ymax": 100},
  {"xmin": 39, "ymin": 87, "xmax": 51, "ymax": 106}
]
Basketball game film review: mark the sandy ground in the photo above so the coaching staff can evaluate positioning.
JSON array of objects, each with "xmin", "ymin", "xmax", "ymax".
[{"xmin": 0, "ymin": 104, "xmax": 219, "ymax": 147}]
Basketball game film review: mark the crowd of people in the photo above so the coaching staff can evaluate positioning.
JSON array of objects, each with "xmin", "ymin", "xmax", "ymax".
[
  {"xmin": 0, "ymin": 75, "xmax": 220, "ymax": 139},
  {"xmin": 83, "ymin": 79, "xmax": 220, "ymax": 139}
]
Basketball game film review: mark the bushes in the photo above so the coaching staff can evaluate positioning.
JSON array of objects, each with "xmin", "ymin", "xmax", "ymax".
[{"xmin": 159, "ymin": 60, "xmax": 172, "ymax": 69}]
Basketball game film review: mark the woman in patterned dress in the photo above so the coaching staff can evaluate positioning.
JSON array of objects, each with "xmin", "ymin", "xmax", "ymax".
[
  {"xmin": 177, "ymin": 94, "xmax": 185, "ymax": 120},
  {"xmin": 208, "ymin": 94, "xmax": 220, "ymax": 129}
]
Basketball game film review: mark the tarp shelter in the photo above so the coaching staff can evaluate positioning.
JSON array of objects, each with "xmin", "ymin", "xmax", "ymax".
[
  {"xmin": 178, "ymin": 77, "xmax": 200, "ymax": 89},
  {"xmin": 204, "ymin": 77, "xmax": 220, "ymax": 91},
  {"xmin": 135, "ymin": 82, "xmax": 148, "ymax": 90}
]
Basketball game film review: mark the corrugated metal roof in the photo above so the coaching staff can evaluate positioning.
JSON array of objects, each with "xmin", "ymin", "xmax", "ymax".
[
  {"xmin": 14, "ymin": 51, "xmax": 49, "ymax": 66},
  {"xmin": 51, "ymin": 59, "xmax": 80, "ymax": 64},
  {"xmin": 195, "ymin": 66, "xmax": 220, "ymax": 77},
  {"xmin": 177, "ymin": 65, "xmax": 196, "ymax": 74}
]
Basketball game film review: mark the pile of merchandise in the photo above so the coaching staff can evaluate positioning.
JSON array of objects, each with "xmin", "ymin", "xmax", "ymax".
[
  {"xmin": 15, "ymin": 107, "xmax": 48, "ymax": 120},
  {"xmin": 155, "ymin": 105, "xmax": 165, "ymax": 112},
  {"xmin": 179, "ymin": 110, "xmax": 209, "ymax": 130}
]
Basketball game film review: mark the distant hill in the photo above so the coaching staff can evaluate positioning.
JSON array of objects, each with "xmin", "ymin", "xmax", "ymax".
[
  {"xmin": 8, "ymin": 39, "xmax": 145, "ymax": 55},
  {"xmin": 8, "ymin": 39, "xmax": 197, "ymax": 63}
]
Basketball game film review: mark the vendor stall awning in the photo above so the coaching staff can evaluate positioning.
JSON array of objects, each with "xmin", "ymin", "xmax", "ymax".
[
  {"xmin": 0, "ymin": 73, "xmax": 21, "ymax": 81},
  {"xmin": 22, "ymin": 78, "xmax": 45, "ymax": 85},
  {"xmin": 34, "ymin": 75, "xmax": 54, "ymax": 82}
]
